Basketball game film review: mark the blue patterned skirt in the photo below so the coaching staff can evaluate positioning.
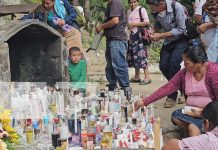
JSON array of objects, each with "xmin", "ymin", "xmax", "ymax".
[{"xmin": 127, "ymin": 31, "xmax": 148, "ymax": 69}]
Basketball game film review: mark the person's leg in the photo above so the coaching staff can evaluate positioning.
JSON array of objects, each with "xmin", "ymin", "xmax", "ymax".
[
  {"xmin": 105, "ymin": 41, "xmax": 117, "ymax": 91},
  {"xmin": 172, "ymin": 118, "xmax": 189, "ymax": 129},
  {"xmin": 63, "ymin": 27, "xmax": 83, "ymax": 54},
  {"xmin": 159, "ymin": 45, "xmax": 170, "ymax": 80},
  {"xmin": 143, "ymin": 68, "xmax": 150, "ymax": 80},
  {"xmin": 139, "ymin": 68, "xmax": 151, "ymax": 85},
  {"xmin": 159, "ymin": 44, "xmax": 176, "ymax": 107},
  {"xmin": 188, "ymin": 124, "xmax": 201, "ymax": 136},
  {"xmin": 172, "ymin": 117, "xmax": 189, "ymax": 137},
  {"xmin": 134, "ymin": 68, "xmax": 140, "ymax": 80},
  {"xmin": 110, "ymin": 40, "xmax": 130, "ymax": 89},
  {"xmin": 168, "ymin": 41, "xmax": 189, "ymax": 101}
]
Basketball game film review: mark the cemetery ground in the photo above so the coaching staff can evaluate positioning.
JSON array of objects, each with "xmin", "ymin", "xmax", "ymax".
[{"xmin": 85, "ymin": 50, "xmax": 185, "ymax": 144}]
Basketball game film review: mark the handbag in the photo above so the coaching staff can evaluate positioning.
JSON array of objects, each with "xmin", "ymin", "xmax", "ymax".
[
  {"xmin": 86, "ymin": 31, "xmax": 103, "ymax": 52},
  {"xmin": 138, "ymin": 7, "xmax": 152, "ymax": 46}
]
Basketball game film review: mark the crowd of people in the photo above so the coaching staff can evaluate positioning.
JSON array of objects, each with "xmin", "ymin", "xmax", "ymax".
[{"xmin": 20, "ymin": 0, "xmax": 218, "ymax": 149}]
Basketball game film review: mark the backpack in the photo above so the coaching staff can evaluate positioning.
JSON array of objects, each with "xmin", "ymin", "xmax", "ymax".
[
  {"xmin": 171, "ymin": 1, "xmax": 198, "ymax": 39},
  {"xmin": 138, "ymin": 7, "xmax": 152, "ymax": 46},
  {"xmin": 74, "ymin": 6, "xmax": 86, "ymax": 28}
]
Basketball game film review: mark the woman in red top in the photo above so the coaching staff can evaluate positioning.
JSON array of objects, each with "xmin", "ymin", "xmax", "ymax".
[{"xmin": 135, "ymin": 44, "xmax": 218, "ymax": 137}]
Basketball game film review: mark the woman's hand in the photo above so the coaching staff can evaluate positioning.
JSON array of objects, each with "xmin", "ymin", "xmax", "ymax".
[
  {"xmin": 57, "ymin": 19, "xmax": 65, "ymax": 26},
  {"xmin": 184, "ymin": 107, "xmax": 203, "ymax": 118},
  {"xmin": 150, "ymin": 33, "xmax": 162, "ymax": 41},
  {"xmin": 134, "ymin": 100, "xmax": 144, "ymax": 111},
  {"xmin": 198, "ymin": 23, "xmax": 208, "ymax": 34},
  {"xmin": 127, "ymin": 23, "xmax": 135, "ymax": 29}
]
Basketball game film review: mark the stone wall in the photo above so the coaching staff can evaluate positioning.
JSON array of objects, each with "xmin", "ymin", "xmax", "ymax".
[
  {"xmin": 0, "ymin": 0, "xmax": 20, "ymax": 4},
  {"xmin": 0, "ymin": 42, "xmax": 11, "ymax": 81}
]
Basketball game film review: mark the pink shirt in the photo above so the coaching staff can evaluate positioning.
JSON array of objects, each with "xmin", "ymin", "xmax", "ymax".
[
  {"xmin": 179, "ymin": 126, "xmax": 218, "ymax": 150},
  {"xmin": 127, "ymin": 6, "xmax": 149, "ymax": 33},
  {"xmin": 185, "ymin": 72, "xmax": 212, "ymax": 108},
  {"xmin": 143, "ymin": 63, "xmax": 218, "ymax": 107}
]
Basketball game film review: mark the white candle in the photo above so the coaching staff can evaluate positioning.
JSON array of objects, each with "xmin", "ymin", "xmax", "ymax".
[
  {"xmin": 60, "ymin": 124, "xmax": 68, "ymax": 139},
  {"xmin": 105, "ymin": 100, "xmax": 109, "ymax": 113},
  {"xmin": 74, "ymin": 111, "xmax": 77, "ymax": 134}
]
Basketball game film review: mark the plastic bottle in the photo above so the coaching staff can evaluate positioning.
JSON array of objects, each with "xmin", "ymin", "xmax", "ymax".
[
  {"xmin": 32, "ymin": 120, "xmax": 40, "ymax": 140},
  {"xmin": 26, "ymin": 125, "xmax": 34, "ymax": 144},
  {"xmin": 95, "ymin": 121, "xmax": 102, "ymax": 146}
]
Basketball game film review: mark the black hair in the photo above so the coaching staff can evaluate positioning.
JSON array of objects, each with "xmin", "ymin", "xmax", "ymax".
[
  {"xmin": 202, "ymin": 101, "xmax": 218, "ymax": 128},
  {"xmin": 128, "ymin": 0, "xmax": 139, "ymax": 2},
  {"xmin": 146, "ymin": 0, "xmax": 164, "ymax": 5},
  {"xmin": 69, "ymin": 47, "xmax": 81, "ymax": 56},
  {"xmin": 183, "ymin": 45, "xmax": 207, "ymax": 64}
]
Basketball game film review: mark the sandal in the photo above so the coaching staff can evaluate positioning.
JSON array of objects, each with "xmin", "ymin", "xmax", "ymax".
[
  {"xmin": 139, "ymin": 79, "xmax": 151, "ymax": 85},
  {"xmin": 130, "ymin": 78, "xmax": 141, "ymax": 83},
  {"xmin": 164, "ymin": 98, "xmax": 176, "ymax": 108}
]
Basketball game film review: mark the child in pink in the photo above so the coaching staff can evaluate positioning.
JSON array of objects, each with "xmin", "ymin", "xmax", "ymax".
[{"xmin": 163, "ymin": 101, "xmax": 218, "ymax": 150}]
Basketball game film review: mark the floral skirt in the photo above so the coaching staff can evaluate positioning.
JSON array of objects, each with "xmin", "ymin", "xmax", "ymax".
[{"xmin": 127, "ymin": 31, "xmax": 148, "ymax": 69}]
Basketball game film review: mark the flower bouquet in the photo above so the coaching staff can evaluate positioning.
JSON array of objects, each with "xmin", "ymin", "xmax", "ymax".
[{"xmin": 0, "ymin": 109, "xmax": 20, "ymax": 150}]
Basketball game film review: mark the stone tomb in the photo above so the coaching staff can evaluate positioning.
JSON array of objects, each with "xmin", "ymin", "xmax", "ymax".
[{"xmin": 0, "ymin": 20, "xmax": 68, "ymax": 84}]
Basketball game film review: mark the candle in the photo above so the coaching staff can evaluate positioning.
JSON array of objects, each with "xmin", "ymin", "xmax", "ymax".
[
  {"xmin": 60, "ymin": 124, "xmax": 69, "ymax": 139},
  {"xmin": 105, "ymin": 100, "xmax": 109, "ymax": 113},
  {"xmin": 74, "ymin": 111, "xmax": 77, "ymax": 134},
  {"xmin": 154, "ymin": 118, "xmax": 161, "ymax": 150}
]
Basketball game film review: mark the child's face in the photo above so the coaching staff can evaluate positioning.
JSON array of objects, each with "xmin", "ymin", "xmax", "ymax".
[
  {"xmin": 42, "ymin": 0, "xmax": 54, "ymax": 10},
  {"xmin": 70, "ymin": 51, "xmax": 81, "ymax": 63}
]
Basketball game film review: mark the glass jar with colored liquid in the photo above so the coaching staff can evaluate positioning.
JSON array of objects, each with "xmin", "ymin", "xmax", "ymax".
[{"xmin": 102, "ymin": 125, "xmax": 113, "ymax": 148}]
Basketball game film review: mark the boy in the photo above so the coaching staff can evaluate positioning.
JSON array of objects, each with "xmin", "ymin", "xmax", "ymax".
[{"xmin": 68, "ymin": 47, "xmax": 86, "ymax": 93}]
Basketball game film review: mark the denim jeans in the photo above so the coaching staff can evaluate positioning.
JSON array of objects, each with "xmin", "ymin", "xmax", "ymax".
[
  {"xmin": 105, "ymin": 40, "xmax": 130, "ymax": 90},
  {"xmin": 159, "ymin": 39, "xmax": 189, "ymax": 101}
]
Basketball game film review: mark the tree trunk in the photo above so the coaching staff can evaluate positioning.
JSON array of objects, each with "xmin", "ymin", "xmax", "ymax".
[
  {"xmin": 84, "ymin": 0, "xmax": 91, "ymax": 23},
  {"xmin": 72, "ymin": 0, "xmax": 78, "ymax": 5}
]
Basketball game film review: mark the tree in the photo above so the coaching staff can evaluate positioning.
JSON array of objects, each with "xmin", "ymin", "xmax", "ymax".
[
  {"xmin": 72, "ymin": 0, "xmax": 78, "ymax": 5},
  {"xmin": 83, "ymin": 0, "xmax": 91, "ymax": 23}
]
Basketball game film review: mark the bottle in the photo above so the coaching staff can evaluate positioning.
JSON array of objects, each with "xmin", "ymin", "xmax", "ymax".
[
  {"xmin": 146, "ymin": 122, "xmax": 154, "ymax": 148},
  {"xmin": 60, "ymin": 122, "xmax": 68, "ymax": 139},
  {"xmin": 26, "ymin": 125, "xmax": 33, "ymax": 144},
  {"xmin": 95, "ymin": 121, "xmax": 102, "ymax": 146},
  {"xmin": 102, "ymin": 125, "xmax": 113, "ymax": 148},
  {"xmin": 88, "ymin": 114, "xmax": 96, "ymax": 134},
  {"xmin": 49, "ymin": 96, "xmax": 57, "ymax": 115},
  {"xmin": 32, "ymin": 120, "xmax": 40, "ymax": 141},
  {"xmin": 113, "ymin": 94, "xmax": 120, "ymax": 112}
]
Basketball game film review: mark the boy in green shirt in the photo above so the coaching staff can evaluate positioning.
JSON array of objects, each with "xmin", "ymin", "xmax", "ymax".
[{"xmin": 68, "ymin": 47, "xmax": 87, "ymax": 93}]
